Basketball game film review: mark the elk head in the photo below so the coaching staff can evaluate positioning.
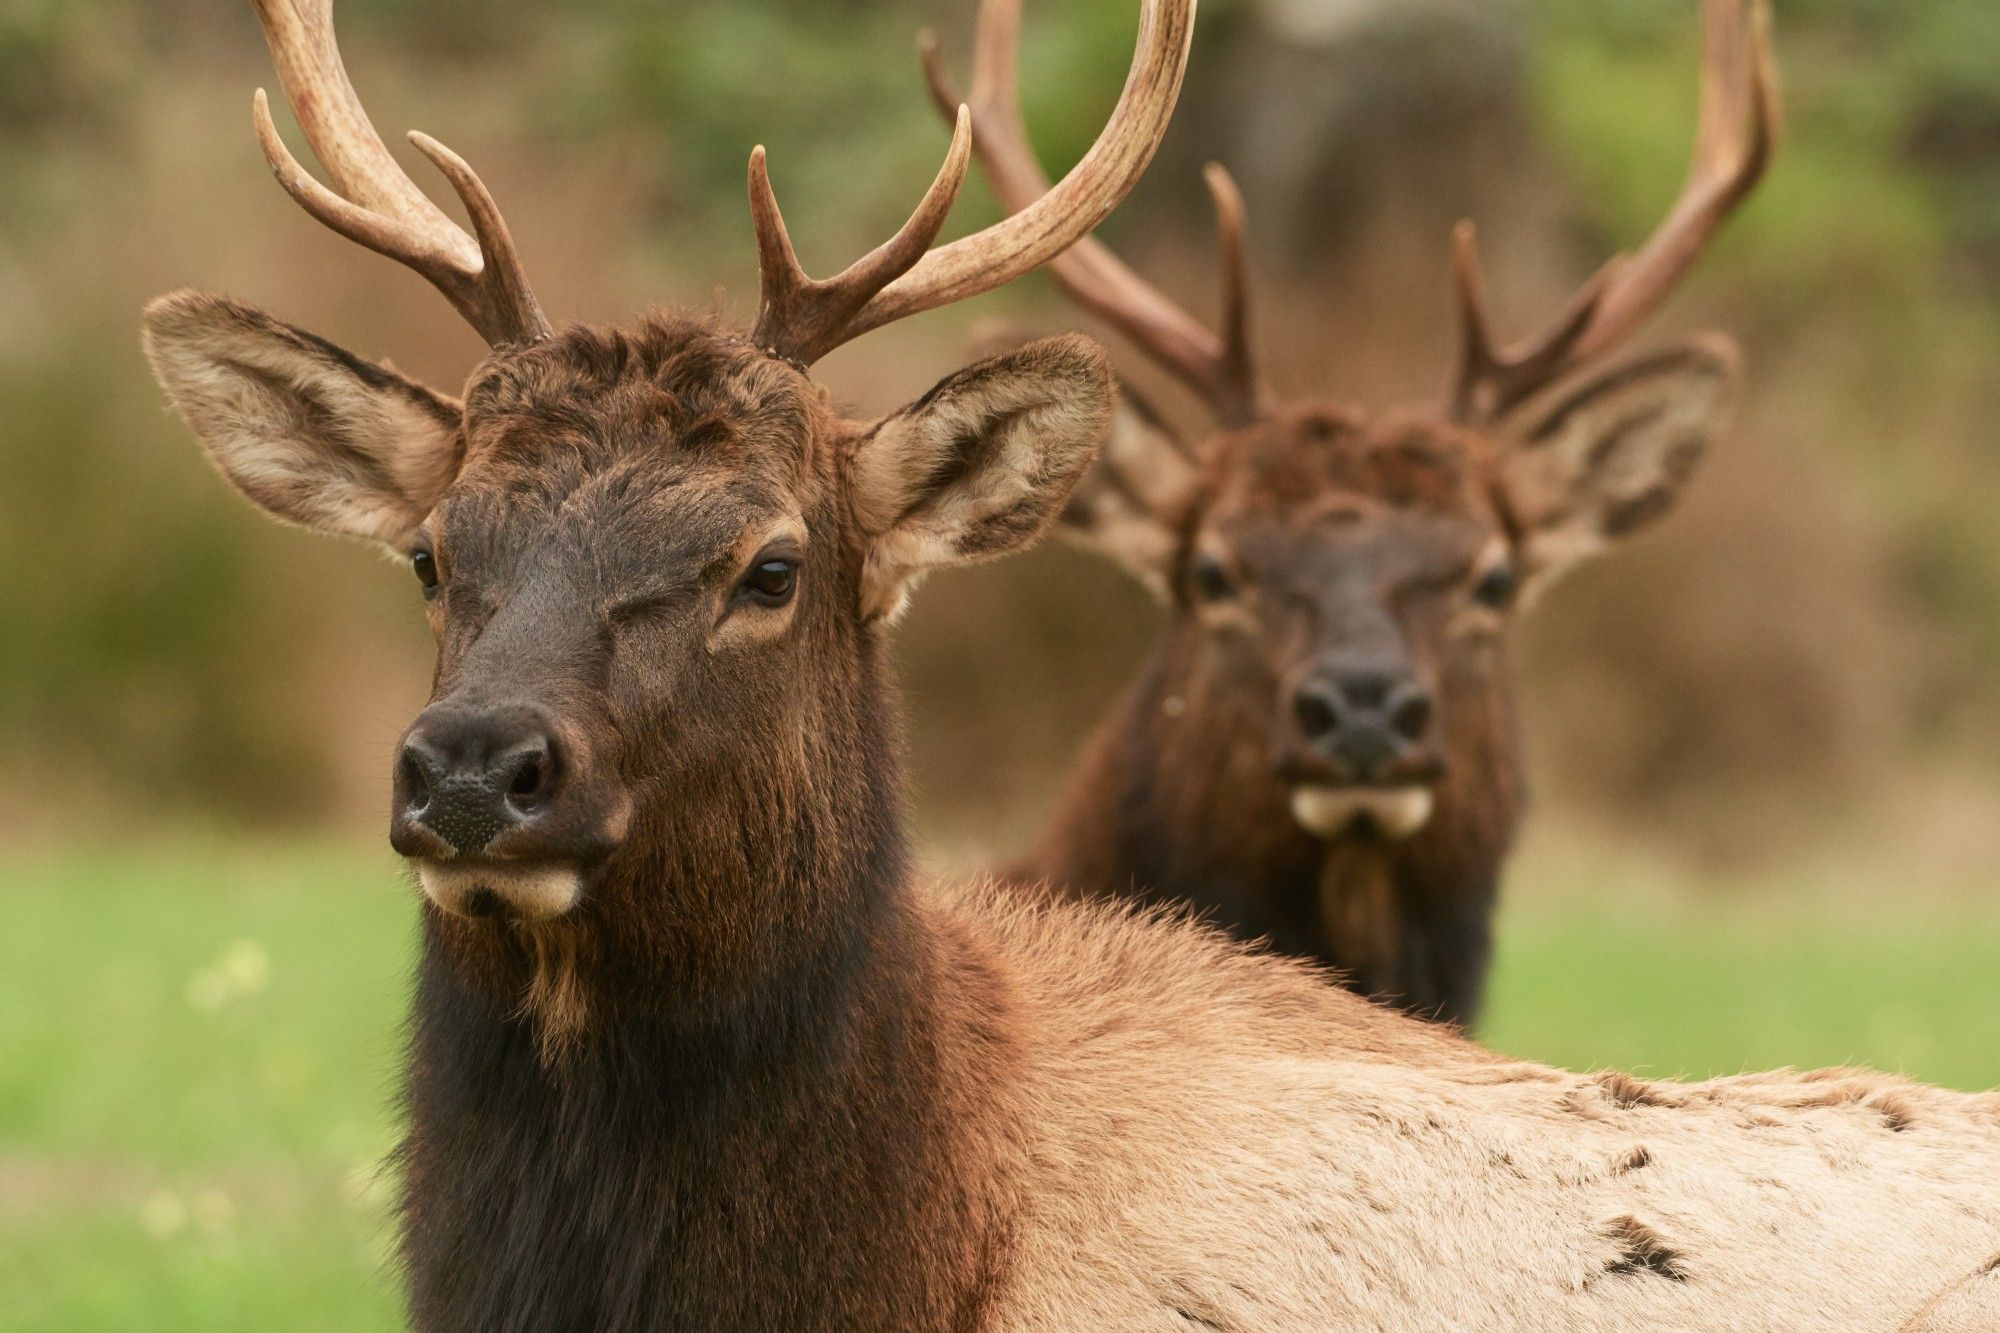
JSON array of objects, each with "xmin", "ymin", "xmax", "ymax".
[
  {"xmin": 142, "ymin": 0, "xmax": 1192, "ymax": 1024},
  {"xmin": 930, "ymin": 0, "xmax": 1776, "ymax": 841}
]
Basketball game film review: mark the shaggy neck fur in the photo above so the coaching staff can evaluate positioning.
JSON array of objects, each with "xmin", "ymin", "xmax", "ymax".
[
  {"xmin": 398, "ymin": 640, "xmax": 1025, "ymax": 1333},
  {"xmin": 1020, "ymin": 616, "xmax": 1525, "ymax": 1026}
]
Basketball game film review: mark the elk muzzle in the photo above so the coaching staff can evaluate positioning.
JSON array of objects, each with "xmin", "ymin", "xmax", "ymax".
[
  {"xmin": 1281, "ymin": 663, "xmax": 1441, "ymax": 841},
  {"xmin": 391, "ymin": 701, "xmax": 626, "ymax": 920}
]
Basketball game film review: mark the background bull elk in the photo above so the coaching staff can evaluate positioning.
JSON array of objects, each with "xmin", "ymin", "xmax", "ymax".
[{"xmin": 938, "ymin": 0, "xmax": 1777, "ymax": 1025}]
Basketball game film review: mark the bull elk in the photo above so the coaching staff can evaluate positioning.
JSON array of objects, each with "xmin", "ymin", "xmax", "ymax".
[
  {"xmin": 934, "ymin": 0, "xmax": 1777, "ymax": 1026},
  {"xmin": 144, "ymin": 2, "xmax": 2000, "ymax": 1329}
]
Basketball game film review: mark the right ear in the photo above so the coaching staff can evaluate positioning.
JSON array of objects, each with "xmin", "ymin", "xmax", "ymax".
[
  {"xmin": 1054, "ymin": 385, "xmax": 1198, "ymax": 601},
  {"xmin": 142, "ymin": 291, "xmax": 464, "ymax": 550},
  {"xmin": 1492, "ymin": 336, "xmax": 1738, "ymax": 603}
]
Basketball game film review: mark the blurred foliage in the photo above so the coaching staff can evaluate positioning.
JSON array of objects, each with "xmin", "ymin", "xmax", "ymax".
[
  {"xmin": 0, "ymin": 338, "xmax": 323, "ymax": 821},
  {"xmin": 1513, "ymin": 0, "xmax": 2000, "ymax": 829},
  {"xmin": 0, "ymin": 0, "xmax": 1997, "ymax": 845},
  {"xmin": 1541, "ymin": 0, "xmax": 2000, "ymax": 300}
]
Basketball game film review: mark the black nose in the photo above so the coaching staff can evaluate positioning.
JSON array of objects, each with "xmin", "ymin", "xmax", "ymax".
[
  {"xmin": 1291, "ymin": 668, "xmax": 1433, "ymax": 778},
  {"xmin": 393, "ymin": 705, "xmax": 562, "ymax": 856}
]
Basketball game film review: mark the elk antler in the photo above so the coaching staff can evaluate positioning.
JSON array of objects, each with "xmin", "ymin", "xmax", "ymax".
[
  {"xmin": 249, "ymin": 0, "xmax": 548, "ymax": 348},
  {"xmin": 752, "ymin": 0, "xmax": 1198, "ymax": 369},
  {"xmin": 921, "ymin": 0, "xmax": 1268, "ymax": 426},
  {"xmin": 1450, "ymin": 0, "xmax": 1779, "ymax": 425}
]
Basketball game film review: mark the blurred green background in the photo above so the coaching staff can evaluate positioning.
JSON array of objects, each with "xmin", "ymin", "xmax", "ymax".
[{"xmin": 3, "ymin": 0, "xmax": 1999, "ymax": 1325}]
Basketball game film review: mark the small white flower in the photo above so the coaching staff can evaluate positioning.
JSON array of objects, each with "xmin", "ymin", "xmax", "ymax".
[
  {"xmin": 186, "ymin": 939, "xmax": 273, "ymax": 1013},
  {"xmin": 140, "ymin": 1189, "xmax": 187, "ymax": 1239},
  {"xmin": 218, "ymin": 940, "xmax": 270, "ymax": 996}
]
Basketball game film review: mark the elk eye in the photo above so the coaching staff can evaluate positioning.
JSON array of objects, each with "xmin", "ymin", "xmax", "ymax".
[
  {"xmin": 411, "ymin": 548, "xmax": 440, "ymax": 596},
  {"xmin": 740, "ymin": 557, "xmax": 798, "ymax": 607},
  {"xmin": 1472, "ymin": 562, "xmax": 1517, "ymax": 609},
  {"xmin": 1189, "ymin": 555, "xmax": 1235, "ymax": 604}
]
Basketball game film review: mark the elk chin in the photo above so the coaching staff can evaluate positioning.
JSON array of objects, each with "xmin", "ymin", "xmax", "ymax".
[
  {"xmin": 1290, "ymin": 786, "xmax": 1435, "ymax": 841},
  {"xmin": 415, "ymin": 860, "xmax": 583, "ymax": 922}
]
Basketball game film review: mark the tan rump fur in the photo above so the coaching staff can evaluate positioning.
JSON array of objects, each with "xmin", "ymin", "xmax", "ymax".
[
  {"xmin": 1902, "ymin": 1255, "xmax": 2000, "ymax": 1332},
  {"xmin": 926, "ymin": 881, "xmax": 2000, "ymax": 1330}
]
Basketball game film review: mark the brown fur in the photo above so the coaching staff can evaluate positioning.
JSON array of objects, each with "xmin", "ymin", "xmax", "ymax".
[{"xmin": 916, "ymin": 882, "xmax": 2000, "ymax": 1330}]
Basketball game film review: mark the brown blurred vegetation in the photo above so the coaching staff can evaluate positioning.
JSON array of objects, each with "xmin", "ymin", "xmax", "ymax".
[{"xmin": 3, "ymin": 0, "xmax": 1998, "ymax": 882}]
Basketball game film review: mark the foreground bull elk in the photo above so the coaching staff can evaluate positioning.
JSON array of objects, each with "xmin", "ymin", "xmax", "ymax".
[
  {"xmin": 146, "ymin": 2, "xmax": 2000, "ymax": 1330},
  {"xmin": 938, "ymin": 0, "xmax": 1774, "ymax": 1025}
]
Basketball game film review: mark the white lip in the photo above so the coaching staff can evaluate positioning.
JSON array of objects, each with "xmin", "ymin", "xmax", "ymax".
[
  {"xmin": 415, "ymin": 860, "xmax": 583, "ymax": 921},
  {"xmin": 1290, "ymin": 785, "xmax": 1435, "ymax": 840}
]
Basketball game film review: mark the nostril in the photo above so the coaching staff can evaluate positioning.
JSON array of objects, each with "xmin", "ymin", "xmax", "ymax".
[
  {"xmin": 398, "ymin": 746, "xmax": 433, "ymax": 815},
  {"xmin": 503, "ymin": 743, "xmax": 556, "ymax": 811},
  {"xmin": 1391, "ymin": 694, "xmax": 1433, "ymax": 742},
  {"xmin": 1293, "ymin": 690, "xmax": 1340, "ymax": 741}
]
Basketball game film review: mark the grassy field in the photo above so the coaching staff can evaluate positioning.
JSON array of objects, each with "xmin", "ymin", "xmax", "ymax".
[{"xmin": 4, "ymin": 840, "xmax": 1998, "ymax": 1330}]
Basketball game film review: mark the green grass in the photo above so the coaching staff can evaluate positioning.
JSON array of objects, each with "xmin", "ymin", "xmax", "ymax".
[
  {"xmin": 0, "ymin": 842, "xmax": 409, "ymax": 1332},
  {"xmin": 1483, "ymin": 900, "xmax": 2000, "ymax": 1091},
  {"xmin": 4, "ymin": 840, "xmax": 1997, "ymax": 1329}
]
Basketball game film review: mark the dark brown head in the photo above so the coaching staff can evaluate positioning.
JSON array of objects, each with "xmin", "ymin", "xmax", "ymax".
[
  {"xmin": 145, "ymin": 298, "xmax": 1110, "ymax": 922},
  {"xmin": 942, "ymin": 0, "xmax": 1774, "ymax": 840},
  {"xmin": 142, "ymin": 0, "xmax": 1190, "ymax": 985},
  {"xmin": 1107, "ymin": 347, "xmax": 1736, "ymax": 840}
]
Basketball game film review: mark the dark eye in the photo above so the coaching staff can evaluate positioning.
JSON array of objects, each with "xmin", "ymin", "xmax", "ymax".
[
  {"xmin": 411, "ymin": 548, "xmax": 440, "ymax": 596},
  {"xmin": 740, "ymin": 557, "xmax": 798, "ymax": 607},
  {"xmin": 1189, "ymin": 555, "xmax": 1235, "ymax": 604},
  {"xmin": 1472, "ymin": 562, "xmax": 1517, "ymax": 609}
]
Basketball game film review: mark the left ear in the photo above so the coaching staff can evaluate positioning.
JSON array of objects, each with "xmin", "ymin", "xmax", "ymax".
[
  {"xmin": 1494, "ymin": 335, "xmax": 1738, "ymax": 603},
  {"xmin": 848, "ymin": 333, "xmax": 1113, "ymax": 622}
]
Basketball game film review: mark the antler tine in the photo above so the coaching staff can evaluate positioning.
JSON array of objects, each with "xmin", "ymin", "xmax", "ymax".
[
  {"xmin": 749, "ymin": 0, "xmax": 1193, "ymax": 369},
  {"xmin": 1450, "ymin": 0, "xmax": 1778, "ymax": 424},
  {"xmin": 749, "ymin": 108, "xmax": 975, "ymax": 368},
  {"xmin": 248, "ymin": 0, "xmax": 548, "ymax": 347},
  {"xmin": 1203, "ymin": 163, "xmax": 1264, "ymax": 424},
  {"xmin": 921, "ymin": 0, "xmax": 1267, "ymax": 425}
]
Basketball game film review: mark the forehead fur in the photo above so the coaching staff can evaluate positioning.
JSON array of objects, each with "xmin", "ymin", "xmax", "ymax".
[
  {"xmin": 1211, "ymin": 405, "xmax": 1496, "ymax": 525},
  {"xmin": 459, "ymin": 316, "xmax": 832, "ymax": 492}
]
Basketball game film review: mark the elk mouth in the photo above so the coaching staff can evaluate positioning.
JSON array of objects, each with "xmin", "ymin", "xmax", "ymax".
[
  {"xmin": 1289, "ymin": 784, "xmax": 1436, "ymax": 841},
  {"xmin": 414, "ymin": 858, "xmax": 585, "ymax": 922}
]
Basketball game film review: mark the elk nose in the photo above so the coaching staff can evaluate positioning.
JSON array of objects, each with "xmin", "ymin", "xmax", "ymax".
[
  {"xmin": 1291, "ymin": 669, "xmax": 1434, "ymax": 778},
  {"xmin": 392, "ymin": 706, "xmax": 562, "ymax": 857}
]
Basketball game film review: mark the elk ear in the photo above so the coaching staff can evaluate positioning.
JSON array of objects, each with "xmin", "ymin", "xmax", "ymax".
[
  {"xmin": 848, "ymin": 333, "xmax": 1113, "ymax": 622},
  {"xmin": 1054, "ymin": 386, "xmax": 1197, "ymax": 602},
  {"xmin": 1495, "ymin": 336, "xmax": 1737, "ymax": 602},
  {"xmin": 142, "ymin": 291, "xmax": 464, "ymax": 550}
]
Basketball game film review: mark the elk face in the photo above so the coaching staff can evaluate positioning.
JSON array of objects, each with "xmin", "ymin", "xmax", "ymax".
[
  {"xmin": 146, "ymin": 298, "xmax": 1110, "ymax": 924},
  {"xmin": 1087, "ymin": 336, "xmax": 1738, "ymax": 842},
  {"xmin": 1175, "ymin": 410, "xmax": 1501, "ymax": 839}
]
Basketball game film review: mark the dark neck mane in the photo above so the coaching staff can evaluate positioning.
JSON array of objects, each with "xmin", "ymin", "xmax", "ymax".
[{"xmin": 397, "ymin": 655, "xmax": 1024, "ymax": 1332}]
